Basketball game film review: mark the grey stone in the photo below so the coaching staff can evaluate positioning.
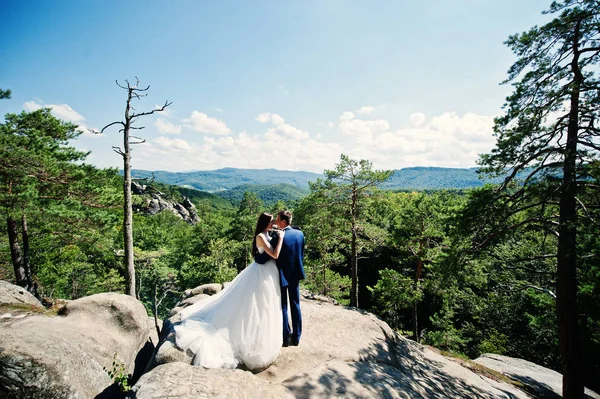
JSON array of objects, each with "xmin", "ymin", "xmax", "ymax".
[
  {"xmin": 0, "ymin": 280, "xmax": 43, "ymax": 308},
  {"xmin": 132, "ymin": 362, "xmax": 294, "ymax": 399},
  {"xmin": 143, "ymin": 289, "xmax": 532, "ymax": 398},
  {"xmin": 189, "ymin": 283, "xmax": 223, "ymax": 297},
  {"xmin": 474, "ymin": 353, "xmax": 600, "ymax": 399},
  {"xmin": 178, "ymin": 293, "xmax": 210, "ymax": 308},
  {"xmin": 0, "ymin": 292, "xmax": 150, "ymax": 399}
]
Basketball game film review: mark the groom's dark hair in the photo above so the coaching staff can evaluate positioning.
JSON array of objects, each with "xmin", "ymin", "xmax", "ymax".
[{"xmin": 278, "ymin": 210, "xmax": 292, "ymax": 226}]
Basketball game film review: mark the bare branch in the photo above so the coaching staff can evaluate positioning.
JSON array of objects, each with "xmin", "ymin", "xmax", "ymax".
[
  {"xmin": 131, "ymin": 100, "xmax": 173, "ymax": 118},
  {"xmin": 100, "ymin": 121, "xmax": 125, "ymax": 133},
  {"xmin": 498, "ymin": 282, "xmax": 556, "ymax": 299}
]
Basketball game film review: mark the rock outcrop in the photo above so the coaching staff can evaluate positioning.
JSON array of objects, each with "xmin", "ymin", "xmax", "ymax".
[
  {"xmin": 474, "ymin": 354, "xmax": 600, "ymax": 399},
  {"xmin": 0, "ymin": 289, "xmax": 153, "ymax": 399},
  {"xmin": 3, "ymin": 278, "xmax": 598, "ymax": 399},
  {"xmin": 132, "ymin": 181, "xmax": 200, "ymax": 224},
  {"xmin": 0, "ymin": 279, "xmax": 43, "ymax": 308},
  {"xmin": 136, "ymin": 285, "xmax": 537, "ymax": 398}
]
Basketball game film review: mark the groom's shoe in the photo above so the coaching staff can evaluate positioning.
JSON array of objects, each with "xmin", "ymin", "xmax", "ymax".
[
  {"xmin": 282, "ymin": 338, "xmax": 291, "ymax": 347},
  {"xmin": 291, "ymin": 338, "xmax": 299, "ymax": 347}
]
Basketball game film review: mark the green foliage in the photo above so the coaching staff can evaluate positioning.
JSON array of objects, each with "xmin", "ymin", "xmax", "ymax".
[
  {"xmin": 103, "ymin": 353, "xmax": 131, "ymax": 393},
  {"xmin": 369, "ymin": 269, "xmax": 422, "ymax": 330},
  {"xmin": 478, "ymin": 330, "xmax": 509, "ymax": 355},
  {"xmin": 305, "ymin": 154, "xmax": 393, "ymax": 307},
  {"xmin": 218, "ymin": 183, "xmax": 309, "ymax": 207},
  {"xmin": 0, "ymin": 88, "xmax": 11, "ymax": 99},
  {"xmin": 303, "ymin": 262, "xmax": 351, "ymax": 305},
  {"xmin": 424, "ymin": 297, "xmax": 468, "ymax": 353}
]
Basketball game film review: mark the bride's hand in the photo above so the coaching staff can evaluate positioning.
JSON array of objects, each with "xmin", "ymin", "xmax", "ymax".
[{"xmin": 277, "ymin": 229, "xmax": 285, "ymax": 238}]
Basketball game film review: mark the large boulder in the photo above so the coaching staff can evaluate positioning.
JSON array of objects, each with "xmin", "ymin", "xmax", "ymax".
[
  {"xmin": 474, "ymin": 354, "xmax": 600, "ymax": 399},
  {"xmin": 0, "ymin": 280, "xmax": 43, "ymax": 308},
  {"xmin": 139, "ymin": 290, "xmax": 532, "ymax": 398},
  {"xmin": 132, "ymin": 362, "xmax": 293, "ymax": 399},
  {"xmin": 0, "ymin": 292, "xmax": 152, "ymax": 399}
]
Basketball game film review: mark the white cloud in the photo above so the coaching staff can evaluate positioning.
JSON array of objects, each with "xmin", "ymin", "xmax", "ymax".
[
  {"xmin": 256, "ymin": 113, "xmax": 309, "ymax": 140},
  {"xmin": 339, "ymin": 111, "xmax": 355, "ymax": 122},
  {"xmin": 184, "ymin": 111, "xmax": 231, "ymax": 135},
  {"xmin": 409, "ymin": 112, "xmax": 426, "ymax": 127},
  {"xmin": 335, "ymin": 110, "xmax": 496, "ymax": 170},
  {"xmin": 154, "ymin": 136, "xmax": 194, "ymax": 151},
  {"xmin": 23, "ymin": 101, "xmax": 41, "ymax": 112},
  {"xmin": 255, "ymin": 112, "xmax": 284, "ymax": 126},
  {"xmin": 155, "ymin": 118, "xmax": 182, "ymax": 134},
  {"xmin": 338, "ymin": 111, "xmax": 390, "ymax": 144},
  {"xmin": 119, "ymin": 108, "xmax": 496, "ymax": 173},
  {"xmin": 356, "ymin": 105, "xmax": 375, "ymax": 115},
  {"xmin": 134, "ymin": 129, "xmax": 340, "ymax": 173},
  {"xmin": 23, "ymin": 100, "xmax": 85, "ymax": 123}
]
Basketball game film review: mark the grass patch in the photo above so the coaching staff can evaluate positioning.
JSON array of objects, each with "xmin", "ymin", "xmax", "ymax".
[
  {"xmin": 430, "ymin": 347, "xmax": 529, "ymax": 392},
  {"xmin": 0, "ymin": 302, "xmax": 61, "ymax": 317}
]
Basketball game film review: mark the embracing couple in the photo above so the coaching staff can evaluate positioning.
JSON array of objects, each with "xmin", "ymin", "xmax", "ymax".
[{"xmin": 175, "ymin": 210, "xmax": 305, "ymax": 371}]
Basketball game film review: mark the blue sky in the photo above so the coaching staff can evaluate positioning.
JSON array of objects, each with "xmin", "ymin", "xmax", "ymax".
[{"xmin": 1, "ymin": 0, "xmax": 551, "ymax": 173}]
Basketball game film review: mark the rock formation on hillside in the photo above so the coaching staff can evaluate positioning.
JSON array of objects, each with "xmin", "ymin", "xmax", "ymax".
[{"xmin": 131, "ymin": 181, "xmax": 200, "ymax": 224}]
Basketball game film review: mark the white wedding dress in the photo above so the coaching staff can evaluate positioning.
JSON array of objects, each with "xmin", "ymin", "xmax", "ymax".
[{"xmin": 174, "ymin": 232, "xmax": 282, "ymax": 370}]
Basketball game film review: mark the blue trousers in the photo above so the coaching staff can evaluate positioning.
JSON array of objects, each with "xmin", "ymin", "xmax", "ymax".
[{"xmin": 281, "ymin": 280, "xmax": 302, "ymax": 342}]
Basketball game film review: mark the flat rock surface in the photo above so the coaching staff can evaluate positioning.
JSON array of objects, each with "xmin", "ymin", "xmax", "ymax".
[
  {"xmin": 474, "ymin": 353, "xmax": 600, "ymax": 399},
  {"xmin": 132, "ymin": 362, "xmax": 294, "ymax": 399}
]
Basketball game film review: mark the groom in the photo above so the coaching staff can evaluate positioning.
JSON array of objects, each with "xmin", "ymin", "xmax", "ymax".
[{"xmin": 275, "ymin": 210, "xmax": 305, "ymax": 347}]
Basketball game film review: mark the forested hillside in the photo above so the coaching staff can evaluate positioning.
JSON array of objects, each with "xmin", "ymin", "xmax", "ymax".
[
  {"xmin": 216, "ymin": 183, "xmax": 309, "ymax": 206},
  {"xmin": 130, "ymin": 166, "xmax": 505, "ymax": 193},
  {"xmin": 129, "ymin": 168, "xmax": 322, "ymax": 192}
]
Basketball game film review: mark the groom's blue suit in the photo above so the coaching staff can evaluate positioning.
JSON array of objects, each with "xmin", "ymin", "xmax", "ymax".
[
  {"xmin": 254, "ymin": 226, "xmax": 305, "ymax": 343},
  {"xmin": 276, "ymin": 226, "xmax": 305, "ymax": 344}
]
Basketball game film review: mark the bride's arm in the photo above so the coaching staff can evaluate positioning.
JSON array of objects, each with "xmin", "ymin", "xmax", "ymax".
[{"xmin": 256, "ymin": 232, "xmax": 284, "ymax": 259}]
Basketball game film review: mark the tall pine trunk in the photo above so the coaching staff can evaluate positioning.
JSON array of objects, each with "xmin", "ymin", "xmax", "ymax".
[
  {"xmin": 557, "ymin": 24, "xmax": 584, "ymax": 399},
  {"xmin": 350, "ymin": 190, "xmax": 358, "ymax": 308},
  {"xmin": 123, "ymin": 120, "xmax": 136, "ymax": 298},
  {"xmin": 7, "ymin": 216, "xmax": 26, "ymax": 288},
  {"xmin": 21, "ymin": 214, "xmax": 35, "ymax": 295}
]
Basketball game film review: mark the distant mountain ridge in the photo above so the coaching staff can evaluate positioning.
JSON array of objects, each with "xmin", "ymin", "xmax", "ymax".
[
  {"xmin": 130, "ymin": 167, "xmax": 501, "ymax": 192},
  {"xmin": 130, "ymin": 168, "xmax": 322, "ymax": 192}
]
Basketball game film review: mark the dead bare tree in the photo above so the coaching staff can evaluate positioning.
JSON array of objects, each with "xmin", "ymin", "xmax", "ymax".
[{"xmin": 100, "ymin": 78, "xmax": 171, "ymax": 297}]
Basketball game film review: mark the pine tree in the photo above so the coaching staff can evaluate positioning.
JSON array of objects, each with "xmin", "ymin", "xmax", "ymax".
[
  {"xmin": 310, "ymin": 154, "xmax": 392, "ymax": 307},
  {"xmin": 479, "ymin": 2, "xmax": 600, "ymax": 397}
]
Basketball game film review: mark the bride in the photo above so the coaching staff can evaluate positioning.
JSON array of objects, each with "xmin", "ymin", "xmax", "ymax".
[{"xmin": 174, "ymin": 212, "xmax": 285, "ymax": 370}]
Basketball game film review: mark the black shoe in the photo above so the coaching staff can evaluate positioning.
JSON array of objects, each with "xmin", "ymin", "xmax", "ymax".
[
  {"xmin": 291, "ymin": 338, "xmax": 299, "ymax": 347},
  {"xmin": 282, "ymin": 338, "xmax": 291, "ymax": 347}
]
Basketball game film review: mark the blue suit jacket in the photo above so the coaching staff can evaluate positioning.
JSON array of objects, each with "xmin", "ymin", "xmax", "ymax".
[
  {"xmin": 254, "ymin": 227, "xmax": 305, "ymax": 287},
  {"xmin": 276, "ymin": 226, "xmax": 305, "ymax": 287}
]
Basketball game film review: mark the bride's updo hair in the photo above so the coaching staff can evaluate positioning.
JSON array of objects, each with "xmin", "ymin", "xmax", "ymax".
[{"xmin": 252, "ymin": 212, "xmax": 273, "ymax": 258}]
